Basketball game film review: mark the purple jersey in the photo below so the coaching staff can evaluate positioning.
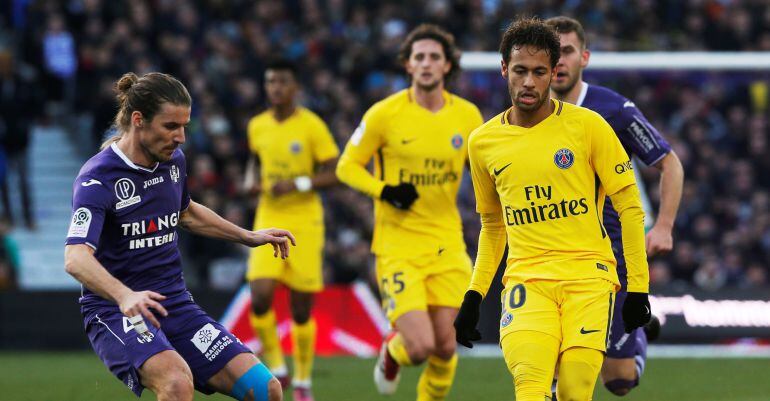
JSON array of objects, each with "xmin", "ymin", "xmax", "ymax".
[
  {"xmin": 66, "ymin": 143, "xmax": 191, "ymax": 307},
  {"xmin": 578, "ymin": 83, "xmax": 671, "ymax": 280}
]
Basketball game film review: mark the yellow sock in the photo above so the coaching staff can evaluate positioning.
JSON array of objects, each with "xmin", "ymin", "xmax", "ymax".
[
  {"xmin": 416, "ymin": 354, "xmax": 458, "ymax": 401},
  {"xmin": 386, "ymin": 333, "xmax": 414, "ymax": 367},
  {"xmin": 556, "ymin": 347, "xmax": 603, "ymax": 401},
  {"xmin": 249, "ymin": 310, "xmax": 285, "ymax": 372},
  {"xmin": 291, "ymin": 318, "xmax": 317, "ymax": 384}
]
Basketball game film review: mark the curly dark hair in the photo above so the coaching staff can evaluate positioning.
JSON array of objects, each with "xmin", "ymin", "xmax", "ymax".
[
  {"xmin": 397, "ymin": 24, "xmax": 461, "ymax": 83},
  {"xmin": 499, "ymin": 17, "xmax": 561, "ymax": 68}
]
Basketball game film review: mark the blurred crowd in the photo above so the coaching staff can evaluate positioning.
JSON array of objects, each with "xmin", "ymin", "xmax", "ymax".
[{"xmin": 0, "ymin": 0, "xmax": 769, "ymax": 290}]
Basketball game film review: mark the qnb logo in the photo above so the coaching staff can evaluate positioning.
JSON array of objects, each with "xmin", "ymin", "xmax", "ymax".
[
  {"xmin": 121, "ymin": 211, "xmax": 181, "ymax": 250},
  {"xmin": 615, "ymin": 160, "xmax": 634, "ymax": 174}
]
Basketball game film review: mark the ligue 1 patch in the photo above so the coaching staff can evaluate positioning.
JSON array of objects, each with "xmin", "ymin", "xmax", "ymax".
[
  {"xmin": 554, "ymin": 148, "xmax": 574, "ymax": 169},
  {"xmin": 290, "ymin": 140, "xmax": 302, "ymax": 154},
  {"xmin": 501, "ymin": 312, "xmax": 513, "ymax": 328},
  {"xmin": 191, "ymin": 323, "xmax": 221, "ymax": 354},
  {"xmin": 451, "ymin": 133, "xmax": 463, "ymax": 149},
  {"xmin": 67, "ymin": 207, "xmax": 92, "ymax": 238},
  {"xmin": 114, "ymin": 178, "xmax": 141, "ymax": 210}
]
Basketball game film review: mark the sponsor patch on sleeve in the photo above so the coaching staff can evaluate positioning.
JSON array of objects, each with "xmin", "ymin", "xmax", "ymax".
[
  {"xmin": 350, "ymin": 122, "xmax": 365, "ymax": 146},
  {"xmin": 67, "ymin": 207, "xmax": 92, "ymax": 238}
]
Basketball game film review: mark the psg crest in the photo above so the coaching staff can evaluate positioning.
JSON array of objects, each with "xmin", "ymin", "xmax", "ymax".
[
  {"xmin": 451, "ymin": 134, "xmax": 463, "ymax": 149},
  {"xmin": 290, "ymin": 141, "xmax": 302, "ymax": 154},
  {"xmin": 554, "ymin": 148, "xmax": 574, "ymax": 169}
]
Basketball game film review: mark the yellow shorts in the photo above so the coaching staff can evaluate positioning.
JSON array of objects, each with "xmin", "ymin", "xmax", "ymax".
[
  {"xmin": 246, "ymin": 229, "xmax": 323, "ymax": 293},
  {"xmin": 375, "ymin": 249, "xmax": 471, "ymax": 323},
  {"xmin": 499, "ymin": 277, "xmax": 616, "ymax": 353}
]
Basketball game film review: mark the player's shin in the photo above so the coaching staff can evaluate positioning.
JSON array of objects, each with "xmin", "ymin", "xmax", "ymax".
[
  {"xmin": 416, "ymin": 354, "xmax": 458, "ymax": 401},
  {"xmin": 249, "ymin": 310, "xmax": 287, "ymax": 376},
  {"xmin": 556, "ymin": 347, "xmax": 604, "ymax": 401},
  {"xmin": 291, "ymin": 318, "xmax": 317, "ymax": 386}
]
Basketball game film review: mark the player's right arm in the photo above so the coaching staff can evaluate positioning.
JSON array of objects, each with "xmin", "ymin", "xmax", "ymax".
[
  {"xmin": 64, "ymin": 176, "xmax": 167, "ymax": 329},
  {"xmin": 64, "ymin": 244, "xmax": 168, "ymax": 328},
  {"xmin": 467, "ymin": 132, "xmax": 506, "ymax": 299},
  {"xmin": 336, "ymin": 107, "xmax": 387, "ymax": 198},
  {"xmin": 455, "ymin": 130, "xmax": 506, "ymax": 348},
  {"xmin": 243, "ymin": 154, "xmax": 261, "ymax": 196}
]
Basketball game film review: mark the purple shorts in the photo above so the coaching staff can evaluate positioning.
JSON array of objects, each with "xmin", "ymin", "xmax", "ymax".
[
  {"xmin": 83, "ymin": 291, "xmax": 251, "ymax": 397},
  {"xmin": 607, "ymin": 288, "xmax": 645, "ymax": 359}
]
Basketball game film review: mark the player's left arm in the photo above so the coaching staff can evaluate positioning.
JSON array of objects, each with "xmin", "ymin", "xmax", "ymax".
[
  {"xmin": 178, "ymin": 200, "xmax": 296, "ymax": 258},
  {"xmin": 615, "ymin": 103, "xmax": 684, "ymax": 256},
  {"xmin": 589, "ymin": 113, "xmax": 649, "ymax": 294}
]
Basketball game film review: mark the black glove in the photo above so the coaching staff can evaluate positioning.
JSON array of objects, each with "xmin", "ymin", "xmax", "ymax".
[
  {"xmin": 380, "ymin": 183, "xmax": 418, "ymax": 210},
  {"xmin": 622, "ymin": 292, "xmax": 651, "ymax": 333},
  {"xmin": 454, "ymin": 290, "xmax": 483, "ymax": 348}
]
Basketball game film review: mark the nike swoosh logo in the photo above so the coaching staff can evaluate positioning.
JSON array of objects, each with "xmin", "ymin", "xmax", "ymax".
[
  {"xmin": 644, "ymin": 305, "xmax": 650, "ymax": 315},
  {"xmin": 493, "ymin": 163, "xmax": 512, "ymax": 176},
  {"xmin": 81, "ymin": 179, "xmax": 102, "ymax": 187},
  {"xmin": 623, "ymin": 100, "xmax": 636, "ymax": 108},
  {"xmin": 401, "ymin": 138, "xmax": 417, "ymax": 145},
  {"xmin": 580, "ymin": 327, "xmax": 601, "ymax": 334}
]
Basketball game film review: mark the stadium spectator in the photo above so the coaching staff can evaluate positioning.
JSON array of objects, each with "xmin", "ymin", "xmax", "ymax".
[
  {"xmin": 2, "ymin": 0, "xmax": 769, "ymax": 290},
  {"xmin": 0, "ymin": 49, "xmax": 39, "ymax": 229}
]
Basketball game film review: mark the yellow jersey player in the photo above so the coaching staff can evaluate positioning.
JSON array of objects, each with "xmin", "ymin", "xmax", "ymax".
[
  {"xmin": 453, "ymin": 18, "xmax": 651, "ymax": 401},
  {"xmin": 336, "ymin": 24, "xmax": 483, "ymax": 401},
  {"xmin": 244, "ymin": 59, "xmax": 339, "ymax": 401}
]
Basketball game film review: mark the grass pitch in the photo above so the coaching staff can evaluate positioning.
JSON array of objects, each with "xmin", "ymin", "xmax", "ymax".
[{"xmin": 0, "ymin": 352, "xmax": 765, "ymax": 401}]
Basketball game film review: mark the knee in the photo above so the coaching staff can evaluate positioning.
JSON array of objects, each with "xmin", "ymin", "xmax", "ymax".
[
  {"xmin": 290, "ymin": 306, "xmax": 311, "ymax": 324},
  {"xmin": 158, "ymin": 373, "xmax": 194, "ymax": 401},
  {"xmin": 406, "ymin": 338, "xmax": 435, "ymax": 365},
  {"xmin": 267, "ymin": 377, "xmax": 283, "ymax": 401},
  {"xmin": 433, "ymin": 338, "xmax": 456, "ymax": 360},
  {"xmin": 604, "ymin": 379, "xmax": 638, "ymax": 396},
  {"xmin": 251, "ymin": 296, "xmax": 272, "ymax": 316}
]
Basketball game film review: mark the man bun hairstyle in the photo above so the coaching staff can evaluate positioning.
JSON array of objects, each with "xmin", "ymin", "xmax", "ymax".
[
  {"xmin": 103, "ymin": 72, "xmax": 192, "ymax": 149},
  {"xmin": 499, "ymin": 17, "xmax": 561, "ymax": 68}
]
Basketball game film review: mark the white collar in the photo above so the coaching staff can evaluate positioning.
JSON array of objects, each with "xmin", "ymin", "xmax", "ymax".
[
  {"xmin": 110, "ymin": 142, "xmax": 159, "ymax": 173},
  {"xmin": 576, "ymin": 81, "xmax": 589, "ymax": 107}
]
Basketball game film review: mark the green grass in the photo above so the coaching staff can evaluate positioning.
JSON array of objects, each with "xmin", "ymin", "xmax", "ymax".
[{"xmin": 0, "ymin": 352, "xmax": 765, "ymax": 401}]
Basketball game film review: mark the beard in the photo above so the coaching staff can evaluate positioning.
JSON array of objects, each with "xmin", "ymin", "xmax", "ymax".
[
  {"xmin": 551, "ymin": 70, "xmax": 579, "ymax": 96},
  {"xmin": 415, "ymin": 78, "xmax": 441, "ymax": 92},
  {"xmin": 509, "ymin": 86, "xmax": 550, "ymax": 111}
]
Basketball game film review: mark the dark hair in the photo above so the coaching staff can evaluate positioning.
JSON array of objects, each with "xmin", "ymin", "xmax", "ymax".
[
  {"xmin": 545, "ymin": 16, "xmax": 587, "ymax": 49},
  {"xmin": 397, "ymin": 24, "xmax": 461, "ymax": 83},
  {"xmin": 102, "ymin": 72, "xmax": 191, "ymax": 149},
  {"xmin": 265, "ymin": 58, "xmax": 299, "ymax": 79},
  {"xmin": 499, "ymin": 17, "xmax": 561, "ymax": 68}
]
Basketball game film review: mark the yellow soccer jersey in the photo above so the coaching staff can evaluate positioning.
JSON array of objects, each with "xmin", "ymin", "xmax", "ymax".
[
  {"xmin": 248, "ymin": 107, "xmax": 339, "ymax": 228},
  {"xmin": 337, "ymin": 89, "xmax": 484, "ymax": 257},
  {"xmin": 468, "ymin": 99, "xmax": 637, "ymax": 288}
]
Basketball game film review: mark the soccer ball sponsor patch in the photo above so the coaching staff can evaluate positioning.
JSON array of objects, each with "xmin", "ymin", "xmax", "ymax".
[{"xmin": 67, "ymin": 207, "xmax": 92, "ymax": 238}]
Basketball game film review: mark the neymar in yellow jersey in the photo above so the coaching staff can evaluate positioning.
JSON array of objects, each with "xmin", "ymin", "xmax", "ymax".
[
  {"xmin": 336, "ymin": 25, "xmax": 483, "ymax": 401},
  {"xmin": 453, "ymin": 18, "xmax": 651, "ymax": 401},
  {"xmin": 244, "ymin": 59, "xmax": 339, "ymax": 401}
]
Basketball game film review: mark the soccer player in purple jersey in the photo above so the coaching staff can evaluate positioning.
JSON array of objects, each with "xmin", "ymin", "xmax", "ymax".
[
  {"xmin": 546, "ymin": 17, "xmax": 685, "ymax": 398},
  {"xmin": 64, "ymin": 72, "xmax": 294, "ymax": 401}
]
